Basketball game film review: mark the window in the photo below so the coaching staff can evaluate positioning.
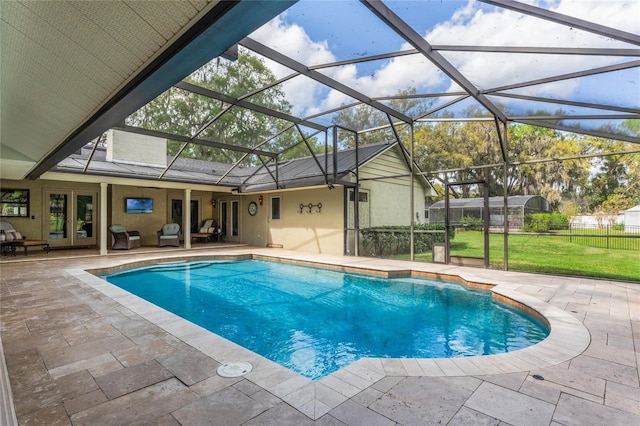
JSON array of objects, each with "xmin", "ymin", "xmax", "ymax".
[
  {"xmin": 349, "ymin": 191, "xmax": 368, "ymax": 202},
  {"xmin": 0, "ymin": 189, "xmax": 29, "ymax": 217},
  {"xmin": 271, "ymin": 197, "xmax": 281, "ymax": 220}
]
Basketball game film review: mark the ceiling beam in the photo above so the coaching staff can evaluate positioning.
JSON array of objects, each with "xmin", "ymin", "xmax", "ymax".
[
  {"xmin": 361, "ymin": 0, "xmax": 508, "ymax": 123},
  {"xmin": 432, "ymin": 45, "xmax": 640, "ymax": 57},
  {"xmin": 514, "ymin": 119, "xmax": 640, "ymax": 144},
  {"xmin": 175, "ymin": 81, "xmax": 327, "ymax": 131},
  {"xmin": 492, "ymin": 92, "xmax": 640, "ymax": 115}
]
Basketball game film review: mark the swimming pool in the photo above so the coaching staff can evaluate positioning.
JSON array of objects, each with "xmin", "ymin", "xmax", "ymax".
[{"xmin": 102, "ymin": 259, "xmax": 549, "ymax": 380}]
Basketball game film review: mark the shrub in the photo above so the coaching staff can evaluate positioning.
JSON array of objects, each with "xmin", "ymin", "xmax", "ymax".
[
  {"xmin": 549, "ymin": 212, "xmax": 569, "ymax": 230},
  {"xmin": 360, "ymin": 224, "xmax": 454, "ymax": 257},
  {"xmin": 524, "ymin": 212, "xmax": 569, "ymax": 232},
  {"xmin": 460, "ymin": 215, "xmax": 484, "ymax": 230}
]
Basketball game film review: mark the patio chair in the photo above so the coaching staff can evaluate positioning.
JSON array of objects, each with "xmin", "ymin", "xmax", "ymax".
[
  {"xmin": 0, "ymin": 221, "xmax": 50, "ymax": 256},
  {"xmin": 192, "ymin": 219, "xmax": 215, "ymax": 242},
  {"xmin": 157, "ymin": 223, "xmax": 180, "ymax": 247},
  {"xmin": 191, "ymin": 220, "xmax": 224, "ymax": 243},
  {"xmin": 108, "ymin": 224, "xmax": 141, "ymax": 250}
]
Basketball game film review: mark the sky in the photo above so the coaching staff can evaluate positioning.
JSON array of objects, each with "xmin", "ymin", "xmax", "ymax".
[{"xmin": 247, "ymin": 0, "xmax": 640, "ymax": 132}]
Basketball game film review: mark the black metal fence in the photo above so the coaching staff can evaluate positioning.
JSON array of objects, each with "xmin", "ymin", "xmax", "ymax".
[{"xmin": 517, "ymin": 223, "xmax": 640, "ymax": 251}]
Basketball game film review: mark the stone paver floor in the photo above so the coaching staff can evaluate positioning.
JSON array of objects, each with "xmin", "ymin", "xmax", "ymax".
[{"xmin": 1, "ymin": 247, "xmax": 638, "ymax": 425}]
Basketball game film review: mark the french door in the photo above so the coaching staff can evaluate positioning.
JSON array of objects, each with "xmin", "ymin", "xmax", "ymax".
[
  {"xmin": 219, "ymin": 199, "xmax": 240, "ymax": 242},
  {"xmin": 171, "ymin": 199, "xmax": 199, "ymax": 233},
  {"xmin": 45, "ymin": 190, "xmax": 97, "ymax": 247}
]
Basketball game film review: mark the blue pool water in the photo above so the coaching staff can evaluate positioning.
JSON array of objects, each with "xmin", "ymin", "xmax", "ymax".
[{"xmin": 102, "ymin": 260, "xmax": 549, "ymax": 380}]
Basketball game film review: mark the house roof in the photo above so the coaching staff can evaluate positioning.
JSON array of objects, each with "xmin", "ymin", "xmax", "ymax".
[
  {"xmin": 428, "ymin": 195, "xmax": 548, "ymax": 209},
  {"xmin": 52, "ymin": 140, "xmax": 420, "ymax": 192},
  {"xmin": 241, "ymin": 142, "xmax": 399, "ymax": 192}
]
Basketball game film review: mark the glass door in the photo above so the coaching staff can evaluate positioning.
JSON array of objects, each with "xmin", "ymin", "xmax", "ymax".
[
  {"xmin": 219, "ymin": 199, "xmax": 240, "ymax": 242},
  {"xmin": 45, "ymin": 190, "xmax": 97, "ymax": 247},
  {"xmin": 171, "ymin": 198, "xmax": 200, "ymax": 233},
  {"xmin": 268, "ymin": 196, "xmax": 283, "ymax": 247},
  {"xmin": 48, "ymin": 192, "xmax": 68, "ymax": 245},
  {"xmin": 75, "ymin": 193, "xmax": 95, "ymax": 245},
  {"xmin": 220, "ymin": 201, "xmax": 228, "ymax": 239}
]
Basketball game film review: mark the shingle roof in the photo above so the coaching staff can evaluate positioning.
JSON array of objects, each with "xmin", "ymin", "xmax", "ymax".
[
  {"xmin": 52, "ymin": 141, "xmax": 399, "ymax": 190},
  {"xmin": 428, "ymin": 195, "xmax": 547, "ymax": 209}
]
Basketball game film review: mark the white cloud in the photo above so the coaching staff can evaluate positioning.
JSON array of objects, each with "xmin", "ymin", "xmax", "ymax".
[
  {"xmin": 249, "ymin": 1, "xmax": 638, "ymax": 118},
  {"xmin": 426, "ymin": 0, "xmax": 639, "ymax": 97}
]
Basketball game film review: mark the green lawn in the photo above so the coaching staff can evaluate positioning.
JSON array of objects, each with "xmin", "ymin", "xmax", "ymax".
[{"xmin": 397, "ymin": 231, "xmax": 640, "ymax": 282}]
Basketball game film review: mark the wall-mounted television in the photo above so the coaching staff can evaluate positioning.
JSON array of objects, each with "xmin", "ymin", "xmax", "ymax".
[{"xmin": 125, "ymin": 198, "xmax": 153, "ymax": 214}]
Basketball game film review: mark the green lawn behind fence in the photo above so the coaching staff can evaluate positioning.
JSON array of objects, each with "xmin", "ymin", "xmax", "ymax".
[{"xmin": 401, "ymin": 231, "xmax": 639, "ymax": 282}]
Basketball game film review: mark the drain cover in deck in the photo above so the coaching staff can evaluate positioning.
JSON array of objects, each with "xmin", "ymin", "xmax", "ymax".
[{"xmin": 217, "ymin": 361, "xmax": 253, "ymax": 378}]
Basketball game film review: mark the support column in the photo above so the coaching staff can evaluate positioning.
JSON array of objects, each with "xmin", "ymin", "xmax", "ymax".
[
  {"xmin": 503, "ymin": 121, "xmax": 509, "ymax": 271},
  {"xmin": 483, "ymin": 168, "xmax": 490, "ymax": 269},
  {"xmin": 410, "ymin": 124, "xmax": 415, "ymax": 262},
  {"xmin": 99, "ymin": 182, "xmax": 108, "ymax": 255},
  {"xmin": 184, "ymin": 189, "xmax": 191, "ymax": 249}
]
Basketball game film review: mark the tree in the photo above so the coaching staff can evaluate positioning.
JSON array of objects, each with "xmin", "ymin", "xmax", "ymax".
[
  {"xmin": 128, "ymin": 53, "xmax": 313, "ymax": 164},
  {"xmin": 601, "ymin": 189, "xmax": 635, "ymax": 215},
  {"xmin": 332, "ymin": 88, "xmax": 435, "ymax": 148},
  {"xmin": 413, "ymin": 106, "xmax": 503, "ymax": 198},
  {"xmin": 505, "ymin": 124, "xmax": 592, "ymax": 209}
]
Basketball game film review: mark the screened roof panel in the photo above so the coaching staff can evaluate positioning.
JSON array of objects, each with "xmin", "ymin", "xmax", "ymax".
[
  {"xmin": 518, "ymin": 0, "xmax": 640, "ymax": 35},
  {"xmin": 439, "ymin": 51, "xmax": 637, "ymax": 92},
  {"xmin": 251, "ymin": 0, "xmax": 413, "ymax": 66},
  {"xmin": 126, "ymin": 86, "xmax": 228, "ymax": 137},
  {"xmin": 315, "ymin": 55, "xmax": 450, "ymax": 98},
  {"xmin": 495, "ymin": 67, "xmax": 640, "ymax": 111},
  {"xmin": 392, "ymin": 0, "xmax": 637, "ymax": 49},
  {"xmin": 487, "ymin": 96, "xmax": 635, "ymax": 118},
  {"xmin": 417, "ymin": 96, "xmax": 494, "ymax": 120},
  {"xmin": 5, "ymin": 0, "xmax": 640, "ymax": 182}
]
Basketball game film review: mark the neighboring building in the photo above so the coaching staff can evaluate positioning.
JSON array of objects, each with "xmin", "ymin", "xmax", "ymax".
[
  {"xmin": 571, "ymin": 214, "xmax": 624, "ymax": 227},
  {"xmin": 1, "ymin": 130, "xmax": 434, "ymax": 256},
  {"xmin": 427, "ymin": 195, "xmax": 550, "ymax": 229},
  {"xmin": 624, "ymin": 205, "xmax": 640, "ymax": 233}
]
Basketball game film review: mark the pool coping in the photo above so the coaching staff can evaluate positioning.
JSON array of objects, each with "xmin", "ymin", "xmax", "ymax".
[{"xmin": 69, "ymin": 253, "xmax": 590, "ymax": 420}]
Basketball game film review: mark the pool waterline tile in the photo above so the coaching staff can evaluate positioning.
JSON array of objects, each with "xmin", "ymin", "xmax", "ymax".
[{"xmin": 72, "ymin": 251, "xmax": 592, "ymax": 420}]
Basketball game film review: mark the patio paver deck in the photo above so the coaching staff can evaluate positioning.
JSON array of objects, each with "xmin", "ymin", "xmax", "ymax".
[{"xmin": 1, "ymin": 247, "xmax": 638, "ymax": 425}]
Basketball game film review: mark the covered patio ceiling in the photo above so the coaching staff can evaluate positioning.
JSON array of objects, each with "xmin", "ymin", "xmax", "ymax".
[
  {"xmin": 2, "ymin": 0, "xmax": 639, "ymax": 183},
  {"xmin": 0, "ymin": 0, "xmax": 295, "ymax": 180}
]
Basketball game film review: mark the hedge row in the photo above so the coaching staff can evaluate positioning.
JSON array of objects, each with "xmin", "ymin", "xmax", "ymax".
[
  {"xmin": 360, "ymin": 224, "xmax": 454, "ymax": 257},
  {"xmin": 523, "ymin": 212, "xmax": 569, "ymax": 232}
]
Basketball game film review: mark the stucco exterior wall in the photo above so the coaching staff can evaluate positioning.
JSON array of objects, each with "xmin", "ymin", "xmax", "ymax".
[
  {"xmin": 110, "ymin": 186, "xmax": 168, "ymax": 244},
  {"xmin": 112, "ymin": 186, "xmax": 213, "ymax": 244},
  {"xmin": 240, "ymin": 186, "xmax": 344, "ymax": 255},
  {"xmin": 0, "ymin": 178, "xmax": 215, "ymax": 247},
  {"xmin": 0, "ymin": 178, "xmax": 100, "ymax": 241}
]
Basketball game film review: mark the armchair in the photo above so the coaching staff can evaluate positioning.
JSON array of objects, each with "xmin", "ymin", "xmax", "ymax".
[
  {"xmin": 108, "ymin": 225, "xmax": 141, "ymax": 250},
  {"xmin": 157, "ymin": 223, "xmax": 180, "ymax": 247}
]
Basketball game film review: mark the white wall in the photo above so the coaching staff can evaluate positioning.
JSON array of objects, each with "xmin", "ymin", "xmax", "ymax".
[
  {"xmin": 571, "ymin": 214, "xmax": 624, "ymax": 226},
  {"xmin": 624, "ymin": 206, "xmax": 640, "ymax": 232}
]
